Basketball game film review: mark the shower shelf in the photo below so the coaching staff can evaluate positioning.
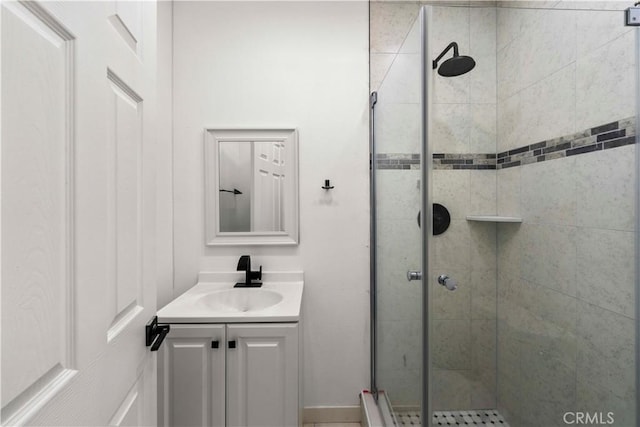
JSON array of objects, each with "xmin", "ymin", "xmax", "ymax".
[{"xmin": 466, "ymin": 215, "xmax": 522, "ymax": 223}]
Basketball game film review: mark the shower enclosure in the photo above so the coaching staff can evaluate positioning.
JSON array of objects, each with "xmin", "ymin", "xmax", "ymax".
[{"xmin": 369, "ymin": 2, "xmax": 639, "ymax": 426}]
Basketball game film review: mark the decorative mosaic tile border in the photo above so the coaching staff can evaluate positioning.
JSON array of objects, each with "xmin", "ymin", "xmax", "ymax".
[
  {"xmin": 432, "ymin": 153, "xmax": 496, "ymax": 170},
  {"xmin": 375, "ymin": 153, "xmax": 496, "ymax": 170},
  {"xmin": 497, "ymin": 116, "xmax": 635, "ymax": 169},
  {"xmin": 375, "ymin": 117, "xmax": 636, "ymax": 171},
  {"xmin": 375, "ymin": 153, "xmax": 421, "ymax": 170}
]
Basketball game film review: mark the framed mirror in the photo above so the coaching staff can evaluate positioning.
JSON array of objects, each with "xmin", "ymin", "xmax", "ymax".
[{"xmin": 204, "ymin": 128, "xmax": 299, "ymax": 245}]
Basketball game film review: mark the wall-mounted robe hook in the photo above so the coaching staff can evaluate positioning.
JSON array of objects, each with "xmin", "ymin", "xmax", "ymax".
[{"xmin": 322, "ymin": 179, "xmax": 334, "ymax": 190}]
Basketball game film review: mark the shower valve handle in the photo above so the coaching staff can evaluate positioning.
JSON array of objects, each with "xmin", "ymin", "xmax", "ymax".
[{"xmin": 438, "ymin": 274, "xmax": 458, "ymax": 291}]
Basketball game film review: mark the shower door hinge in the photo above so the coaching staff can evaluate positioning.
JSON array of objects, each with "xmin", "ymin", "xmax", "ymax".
[{"xmin": 626, "ymin": 6, "xmax": 640, "ymax": 26}]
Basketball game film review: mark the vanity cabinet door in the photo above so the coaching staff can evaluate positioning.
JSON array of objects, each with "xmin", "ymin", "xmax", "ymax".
[
  {"xmin": 226, "ymin": 323, "xmax": 299, "ymax": 427},
  {"xmin": 158, "ymin": 324, "xmax": 226, "ymax": 427}
]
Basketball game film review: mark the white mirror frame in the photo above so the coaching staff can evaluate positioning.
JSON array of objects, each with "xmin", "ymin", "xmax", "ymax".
[{"xmin": 204, "ymin": 128, "xmax": 299, "ymax": 246}]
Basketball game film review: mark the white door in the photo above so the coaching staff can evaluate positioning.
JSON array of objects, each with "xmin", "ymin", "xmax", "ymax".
[
  {"xmin": 226, "ymin": 323, "xmax": 299, "ymax": 427},
  {"xmin": 158, "ymin": 325, "xmax": 226, "ymax": 427},
  {"xmin": 252, "ymin": 141, "xmax": 285, "ymax": 232},
  {"xmin": 1, "ymin": 1, "xmax": 158, "ymax": 425}
]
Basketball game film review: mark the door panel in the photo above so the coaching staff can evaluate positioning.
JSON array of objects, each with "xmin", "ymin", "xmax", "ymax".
[
  {"xmin": 109, "ymin": 373, "xmax": 144, "ymax": 427},
  {"xmin": 1, "ymin": 1, "xmax": 158, "ymax": 425},
  {"xmin": 113, "ymin": 1, "xmax": 141, "ymax": 54},
  {"xmin": 106, "ymin": 69, "xmax": 145, "ymax": 342},
  {"xmin": 0, "ymin": 0, "xmax": 77, "ymax": 420}
]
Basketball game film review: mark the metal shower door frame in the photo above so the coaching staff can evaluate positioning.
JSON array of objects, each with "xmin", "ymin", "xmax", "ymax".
[
  {"xmin": 368, "ymin": 6, "xmax": 432, "ymax": 424},
  {"xmin": 634, "ymin": 24, "xmax": 640, "ymax": 427},
  {"xmin": 420, "ymin": 6, "xmax": 433, "ymax": 425},
  {"xmin": 369, "ymin": 89, "xmax": 378, "ymax": 399}
]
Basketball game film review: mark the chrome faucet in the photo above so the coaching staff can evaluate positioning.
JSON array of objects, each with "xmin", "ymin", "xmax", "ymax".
[{"xmin": 234, "ymin": 255, "xmax": 262, "ymax": 288}]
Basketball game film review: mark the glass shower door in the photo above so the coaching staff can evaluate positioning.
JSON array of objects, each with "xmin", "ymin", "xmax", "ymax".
[{"xmin": 371, "ymin": 7, "xmax": 426, "ymax": 425}]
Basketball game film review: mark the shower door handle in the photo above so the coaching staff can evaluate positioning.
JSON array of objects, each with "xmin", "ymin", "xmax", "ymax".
[{"xmin": 407, "ymin": 271, "xmax": 422, "ymax": 281}]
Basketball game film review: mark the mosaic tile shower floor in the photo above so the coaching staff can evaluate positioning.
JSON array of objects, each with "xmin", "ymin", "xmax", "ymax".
[{"xmin": 395, "ymin": 410, "xmax": 509, "ymax": 426}]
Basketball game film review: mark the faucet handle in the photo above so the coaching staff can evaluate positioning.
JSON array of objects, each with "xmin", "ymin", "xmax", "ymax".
[{"xmin": 249, "ymin": 265, "xmax": 262, "ymax": 281}]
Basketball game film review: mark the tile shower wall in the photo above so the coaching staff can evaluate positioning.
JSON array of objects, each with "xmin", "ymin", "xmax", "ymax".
[
  {"xmin": 431, "ymin": 5, "xmax": 498, "ymax": 410},
  {"xmin": 495, "ymin": 2, "xmax": 636, "ymax": 426},
  {"xmin": 430, "ymin": 5, "xmax": 498, "ymax": 411},
  {"xmin": 371, "ymin": 3, "xmax": 498, "ymax": 410}
]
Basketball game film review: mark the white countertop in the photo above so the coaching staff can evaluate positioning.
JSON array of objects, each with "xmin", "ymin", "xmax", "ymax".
[{"xmin": 157, "ymin": 271, "xmax": 304, "ymax": 323}]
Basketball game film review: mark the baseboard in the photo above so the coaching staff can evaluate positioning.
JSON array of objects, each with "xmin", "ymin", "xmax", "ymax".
[{"xmin": 303, "ymin": 405, "xmax": 361, "ymax": 423}]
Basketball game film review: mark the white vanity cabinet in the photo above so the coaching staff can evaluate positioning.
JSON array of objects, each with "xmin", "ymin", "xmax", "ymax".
[
  {"xmin": 158, "ymin": 324, "xmax": 226, "ymax": 427},
  {"xmin": 158, "ymin": 322, "xmax": 300, "ymax": 427}
]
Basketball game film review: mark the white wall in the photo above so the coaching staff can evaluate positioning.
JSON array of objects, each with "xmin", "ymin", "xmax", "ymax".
[{"xmin": 168, "ymin": 1, "xmax": 370, "ymax": 407}]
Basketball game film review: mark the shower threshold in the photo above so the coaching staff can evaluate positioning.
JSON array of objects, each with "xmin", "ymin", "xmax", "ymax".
[{"xmin": 395, "ymin": 409, "xmax": 509, "ymax": 426}]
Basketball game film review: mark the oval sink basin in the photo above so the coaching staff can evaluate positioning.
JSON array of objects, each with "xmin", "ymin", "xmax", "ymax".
[{"xmin": 197, "ymin": 288, "xmax": 284, "ymax": 313}]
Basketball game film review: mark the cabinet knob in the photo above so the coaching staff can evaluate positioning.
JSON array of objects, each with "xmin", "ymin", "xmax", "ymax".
[
  {"xmin": 228, "ymin": 340, "xmax": 236, "ymax": 349},
  {"xmin": 211, "ymin": 340, "xmax": 219, "ymax": 349}
]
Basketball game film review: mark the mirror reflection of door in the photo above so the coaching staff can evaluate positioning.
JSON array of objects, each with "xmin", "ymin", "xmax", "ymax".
[
  {"xmin": 218, "ymin": 141, "xmax": 285, "ymax": 232},
  {"xmin": 252, "ymin": 141, "xmax": 285, "ymax": 232}
]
